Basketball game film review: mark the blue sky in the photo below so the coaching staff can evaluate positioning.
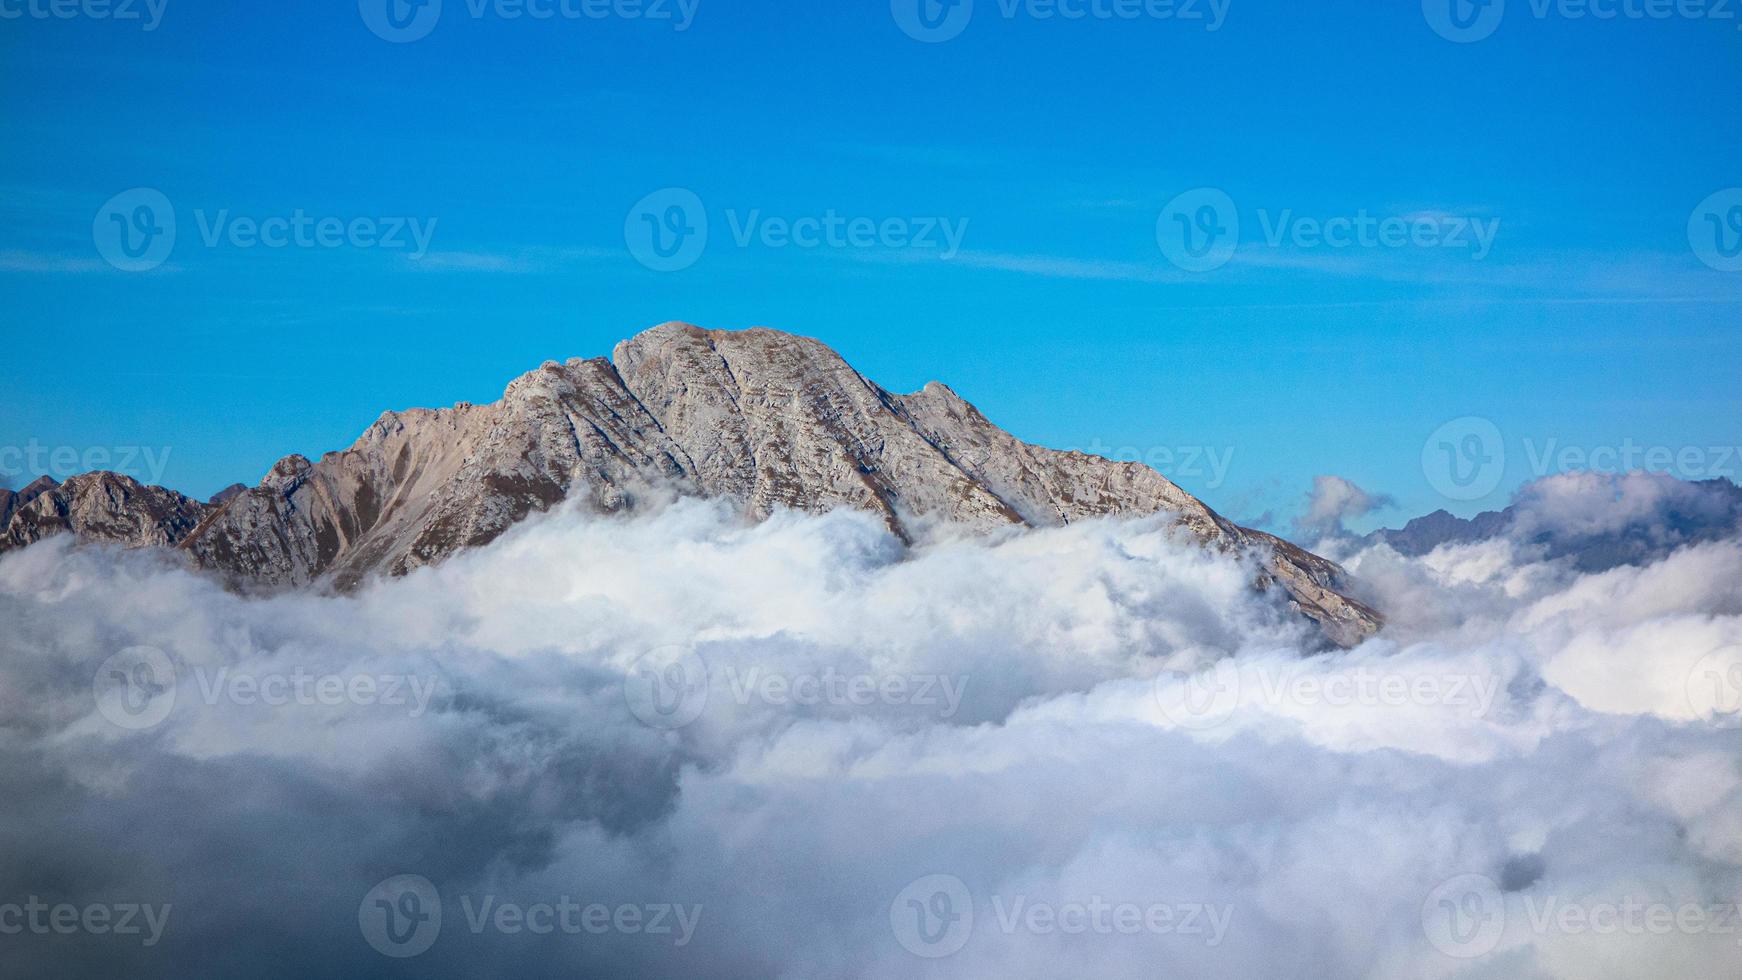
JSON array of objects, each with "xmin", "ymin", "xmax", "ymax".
[{"xmin": 2, "ymin": 0, "xmax": 1739, "ymax": 532}]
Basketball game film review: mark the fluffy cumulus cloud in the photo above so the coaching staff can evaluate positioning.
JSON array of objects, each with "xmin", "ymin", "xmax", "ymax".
[
  {"xmin": 0, "ymin": 492, "xmax": 1739, "ymax": 979},
  {"xmin": 1296, "ymin": 475, "xmax": 1396, "ymax": 540},
  {"xmin": 1506, "ymin": 471, "xmax": 1742, "ymax": 569}
]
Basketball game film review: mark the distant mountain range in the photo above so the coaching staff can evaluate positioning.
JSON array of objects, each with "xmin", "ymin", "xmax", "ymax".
[
  {"xmin": 0, "ymin": 323, "xmax": 1382, "ymax": 646},
  {"xmin": 1366, "ymin": 474, "xmax": 1742, "ymax": 572}
]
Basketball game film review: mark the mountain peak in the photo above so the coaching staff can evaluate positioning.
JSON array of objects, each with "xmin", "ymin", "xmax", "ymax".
[{"xmin": 0, "ymin": 322, "xmax": 1380, "ymax": 644}]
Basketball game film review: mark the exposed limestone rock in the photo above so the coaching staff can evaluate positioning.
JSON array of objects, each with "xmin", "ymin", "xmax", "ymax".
[
  {"xmin": 1, "ymin": 473, "xmax": 206, "ymax": 553},
  {"xmin": 0, "ymin": 322, "xmax": 1381, "ymax": 644}
]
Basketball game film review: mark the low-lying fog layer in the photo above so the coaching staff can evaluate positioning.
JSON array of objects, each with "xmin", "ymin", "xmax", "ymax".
[{"xmin": 1, "ymin": 473, "xmax": 1738, "ymax": 979}]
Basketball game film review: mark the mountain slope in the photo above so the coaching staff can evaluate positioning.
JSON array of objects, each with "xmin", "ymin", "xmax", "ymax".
[{"xmin": 0, "ymin": 322, "xmax": 1382, "ymax": 645}]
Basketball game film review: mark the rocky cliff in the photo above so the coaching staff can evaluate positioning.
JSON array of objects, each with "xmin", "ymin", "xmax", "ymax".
[{"xmin": 0, "ymin": 323, "xmax": 1382, "ymax": 645}]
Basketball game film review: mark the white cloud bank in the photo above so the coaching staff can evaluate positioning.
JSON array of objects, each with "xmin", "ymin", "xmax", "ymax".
[{"xmin": 0, "ymin": 493, "xmax": 1738, "ymax": 979}]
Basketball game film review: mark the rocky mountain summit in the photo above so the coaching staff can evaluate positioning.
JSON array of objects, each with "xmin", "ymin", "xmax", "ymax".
[
  {"xmin": 0, "ymin": 323, "xmax": 1381, "ymax": 644},
  {"xmin": 2, "ymin": 473, "xmax": 207, "ymax": 553}
]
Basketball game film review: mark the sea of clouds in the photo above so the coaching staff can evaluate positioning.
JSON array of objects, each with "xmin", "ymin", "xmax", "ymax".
[{"xmin": 0, "ymin": 474, "xmax": 1739, "ymax": 979}]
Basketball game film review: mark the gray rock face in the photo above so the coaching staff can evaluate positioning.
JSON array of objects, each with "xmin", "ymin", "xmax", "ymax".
[
  {"xmin": 0, "ymin": 475, "xmax": 58, "ymax": 530},
  {"xmin": 0, "ymin": 322, "xmax": 1381, "ymax": 644},
  {"xmin": 207, "ymin": 483, "xmax": 249, "ymax": 507},
  {"xmin": 1, "ymin": 473, "xmax": 207, "ymax": 553}
]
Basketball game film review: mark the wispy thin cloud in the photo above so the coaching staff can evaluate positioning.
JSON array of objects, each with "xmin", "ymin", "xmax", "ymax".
[
  {"xmin": 855, "ymin": 235, "xmax": 1742, "ymax": 308},
  {"xmin": 404, "ymin": 245, "xmax": 614, "ymax": 274},
  {"xmin": 947, "ymin": 250, "xmax": 1185, "ymax": 282},
  {"xmin": 0, "ymin": 250, "xmax": 113, "ymax": 274},
  {"xmin": 825, "ymin": 141, "xmax": 1001, "ymax": 171}
]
